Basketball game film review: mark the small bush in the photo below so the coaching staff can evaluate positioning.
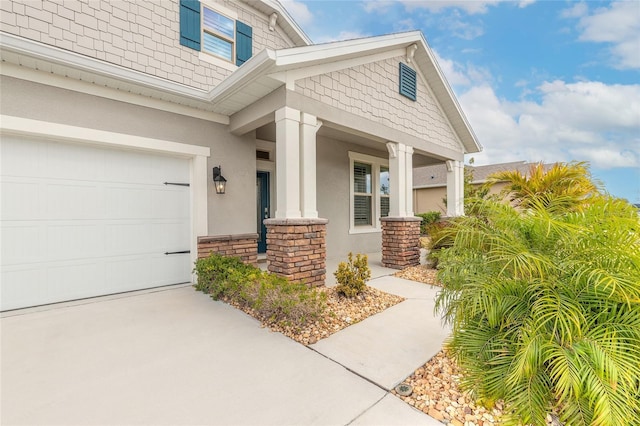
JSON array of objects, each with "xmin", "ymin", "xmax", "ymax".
[
  {"xmin": 334, "ymin": 252, "xmax": 371, "ymax": 297},
  {"xmin": 416, "ymin": 211, "xmax": 441, "ymax": 234},
  {"xmin": 194, "ymin": 254, "xmax": 326, "ymax": 327}
]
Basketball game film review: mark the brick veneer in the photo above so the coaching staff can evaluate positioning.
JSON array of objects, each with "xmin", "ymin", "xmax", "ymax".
[
  {"xmin": 263, "ymin": 218, "xmax": 328, "ymax": 287},
  {"xmin": 197, "ymin": 233, "xmax": 258, "ymax": 266},
  {"xmin": 381, "ymin": 217, "xmax": 421, "ymax": 269}
]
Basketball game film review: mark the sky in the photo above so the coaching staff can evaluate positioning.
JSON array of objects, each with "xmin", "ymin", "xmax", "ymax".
[{"xmin": 280, "ymin": 0, "xmax": 640, "ymax": 203}]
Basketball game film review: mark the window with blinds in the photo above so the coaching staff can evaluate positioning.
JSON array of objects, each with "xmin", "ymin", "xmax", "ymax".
[
  {"xmin": 353, "ymin": 162, "xmax": 372, "ymax": 226},
  {"xmin": 380, "ymin": 166, "xmax": 390, "ymax": 218}
]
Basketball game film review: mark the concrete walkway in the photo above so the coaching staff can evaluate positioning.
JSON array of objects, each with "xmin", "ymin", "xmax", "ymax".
[{"xmin": 1, "ymin": 259, "xmax": 447, "ymax": 426}]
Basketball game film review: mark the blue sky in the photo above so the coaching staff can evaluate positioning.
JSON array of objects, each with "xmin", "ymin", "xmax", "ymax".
[{"xmin": 281, "ymin": 0, "xmax": 640, "ymax": 203}]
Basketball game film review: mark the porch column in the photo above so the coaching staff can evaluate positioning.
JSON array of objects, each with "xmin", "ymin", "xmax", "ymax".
[
  {"xmin": 446, "ymin": 160, "xmax": 464, "ymax": 216},
  {"xmin": 386, "ymin": 142, "xmax": 407, "ymax": 217},
  {"xmin": 266, "ymin": 108, "xmax": 327, "ymax": 287},
  {"xmin": 382, "ymin": 142, "xmax": 420, "ymax": 269},
  {"xmin": 274, "ymin": 106, "xmax": 301, "ymax": 219},
  {"xmin": 403, "ymin": 145, "xmax": 414, "ymax": 217},
  {"xmin": 300, "ymin": 113, "xmax": 322, "ymax": 219}
]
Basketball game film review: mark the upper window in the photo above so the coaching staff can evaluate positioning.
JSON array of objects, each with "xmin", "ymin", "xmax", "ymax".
[
  {"xmin": 349, "ymin": 152, "xmax": 390, "ymax": 233},
  {"xmin": 202, "ymin": 7, "xmax": 234, "ymax": 62},
  {"xmin": 179, "ymin": 0, "xmax": 252, "ymax": 67}
]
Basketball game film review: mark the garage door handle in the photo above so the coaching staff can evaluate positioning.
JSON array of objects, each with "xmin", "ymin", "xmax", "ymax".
[{"xmin": 165, "ymin": 250, "xmax": 191, "ymax": 255}]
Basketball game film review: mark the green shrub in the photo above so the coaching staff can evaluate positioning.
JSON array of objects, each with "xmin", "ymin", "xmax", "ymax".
[
  {"xmin": 416, "ymin": 211, "xmax": 441, "ymax": 234},
  {"xmin": 194, "ymin": 254, "xmax": 326, "ymax": 327},
  {"xmin": 435, "ymin": 196, "xmax": 640, "ymax": 426},
  {"xmin": 334, "ymin": 252, "xmax": 371, "ymax": 297}
]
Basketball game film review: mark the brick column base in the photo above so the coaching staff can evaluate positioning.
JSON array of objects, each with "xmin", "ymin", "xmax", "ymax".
[
  {"xmin": 197, "ymin": 234, "xmax": 258, "ymax": 266},
  {"xmin": 381, "ymin": 217, "xmax": 421, "ymax": 269},
  {"xmin": 264, "ymin": 218, "xmax": 328, "ymax": 287}
]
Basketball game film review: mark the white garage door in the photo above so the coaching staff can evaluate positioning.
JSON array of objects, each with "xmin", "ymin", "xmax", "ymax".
[{"xmin": 1, "ymin": 135, "xmax": 192, "ymax": 311}]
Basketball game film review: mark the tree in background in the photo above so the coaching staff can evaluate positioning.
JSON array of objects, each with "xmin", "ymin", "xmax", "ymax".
[
  {"xmin": 485, "ymin": 161, "xmax": 600, "ymax": 213},
  {"xmin": 435, "ymin": 162, "xmax": 640, "ymax": 425}
]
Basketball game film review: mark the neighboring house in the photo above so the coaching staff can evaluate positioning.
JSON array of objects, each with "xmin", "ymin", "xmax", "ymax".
[
  {"xmin": 0, "ymin": 0, "xmax": 481, "ymax": 310},
  {"xmin": 413, "ymin": 161, "xmax": 552, "ymax": 214}
]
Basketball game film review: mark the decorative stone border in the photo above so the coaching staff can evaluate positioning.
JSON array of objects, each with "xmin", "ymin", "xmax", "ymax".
[
  {"xmin": 264, "ymin": 218, "xmax": 328, "ymax": 287},
  {"xmin": 197, "ymin": 234, "xmax": 259, "ymax": 266},
  {"xmin": 381, "ymin": 216, "xmax": 421, "ymax": 269}
]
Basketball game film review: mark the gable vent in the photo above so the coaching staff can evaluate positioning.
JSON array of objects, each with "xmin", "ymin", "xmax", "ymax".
[{"xmin": 399, "ymin": 62, "xmax": 417, "ymax": 101}]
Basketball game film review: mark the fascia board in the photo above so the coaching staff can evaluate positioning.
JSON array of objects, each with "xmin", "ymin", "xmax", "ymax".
[
  {"xmin": 246, "ymin": 0, "xmax": 312, "ymax": 46},
  {"xmin": 273, "ymin": 31, "xmax": 423, "ymax": 67},
  {"xmin": 0, "ymin": 32, "xmax": 210, "ymax": 102},
  {"xmin": 414, "ymin": 33, "xmax": 482, "ymax": 154}
]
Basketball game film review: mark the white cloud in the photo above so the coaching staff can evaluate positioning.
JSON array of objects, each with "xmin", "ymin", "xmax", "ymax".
[
  {"xmin": 280, "ymin": 0, "xmax": 314, "ymax": 26},
  {"xmin": 313, "ymin": 30, "xmax": 371, "ymax": 44},
  {"xmin": 457, "ymin": 80, "xmax": 640, "ymax": 170},
  {"xmin": 432, "ymin": 50, "xmax": 493, "ymax": 87},
  {"xmin": 568, "ymin": 1, "xmax": 640, "ymax": 69},
  {"xmin": 398, "ymin": 0, "xmax": 534, "ymax": 14}
]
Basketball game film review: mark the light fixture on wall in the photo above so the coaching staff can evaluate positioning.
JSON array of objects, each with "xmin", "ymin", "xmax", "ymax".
[{"xmin": 212, "ymin": 166, "xmax": 227, "ymax": 194}]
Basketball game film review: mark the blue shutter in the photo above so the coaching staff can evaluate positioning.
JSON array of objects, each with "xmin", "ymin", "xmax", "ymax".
[
  {"xmin": 235, "ymin": 21, "xmax": 252, "ymax": 66},
  {"xmin": 399, "ymin": 62, "xmax": 417, "ymax": 101},
  {"xmin": 180, "ymin": 0, "xmax": 201, "ymax": 51}
]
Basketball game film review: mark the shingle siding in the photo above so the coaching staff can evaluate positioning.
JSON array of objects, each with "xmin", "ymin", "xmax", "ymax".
[
  {"xmin": 295, "ymin": 56, "xmax": 462, "ymax": 152},
  {"xmin": 1, "ymin": 0, "xmax": 296, "ymax": 90}
]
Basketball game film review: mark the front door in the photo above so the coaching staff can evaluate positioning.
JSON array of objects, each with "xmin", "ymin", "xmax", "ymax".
[{"xmin": 256, "ymin": 171, "xmax": 270, "ymax": 253}]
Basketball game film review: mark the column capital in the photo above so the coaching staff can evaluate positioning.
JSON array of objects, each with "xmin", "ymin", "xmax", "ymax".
[{"xmin": 275, "ymin": 106, "xmax": 300, "ymax": 122}]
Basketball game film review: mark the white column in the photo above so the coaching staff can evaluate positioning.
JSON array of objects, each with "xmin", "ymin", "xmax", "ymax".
[
  {"xmin": 275, "ymin": 107, "xmax": 301, "ymax": 218},
  {"xmin": 300, "ymin": 113, "xmax": 321, "ymax": 219},
  {"xmin": 446, "ymin": 160, "xmax": 464, "ymax": 216},
  {"xmin": 386, "ymin": 141, "xmax": 408, "ymax": 217},
  {"xmin": 404, "ymin": 145, "xmax": 414, "ymax": 217}
]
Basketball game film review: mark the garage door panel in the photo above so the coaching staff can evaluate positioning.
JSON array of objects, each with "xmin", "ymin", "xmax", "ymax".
[
  {"xmin": 106, "ymin": 187, "xmax": 152, "ymax": 219},
  {"xmin": 1, "ymin": 268, "xmax": 48, "ymax": 311},
  {"xmin": 47, "ymin": 141, "xmax": 105, "ymax": 181},
  {"xmin": 47, "ymin": 261, "xmax": 107, "ymax": 301},
  {"xmin": 1, "ymin": 136, "xmax": 193, "ymax": 311},
  {"xmin": 150, "ymin": 155, "xmax": 190, "ymax": 183},
  {"xmin": 1, "ymin": 181, "xmax": 40, "ymax": 220},
  {"xmin": 151, "ymin": 222, "xmax": 190, "ymax": 251},
  {"xmin": 105, "ymin": 257, "xmax": 154, "ymax": 292},
  {"xmin": 1, "ymin": 137, "xmax": 42, "ymax": 177},
  {"xmin": 47, "ymin": 224, "xmax": 104, "ymax": 260},
  {"xmin": 47, "ymin": 183, "xmax": 103, "ymax": 220},
  {"xmin": 152, "ymin": 254, "xmax": 191, "ymax": 286},
  {"xmin": 105, "ymin": 222, "xmax": 152, "ymax": 255},
  {"xmin": 152, "ymin": 189, "xmax": 189, "ymax": 219}
]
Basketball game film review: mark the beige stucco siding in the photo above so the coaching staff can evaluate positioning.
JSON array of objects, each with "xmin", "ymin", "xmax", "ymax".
[
  {"xmin": 0, "ymin": 0, "xmax": 296, "ymax": 90},
  {"xmin": 316, "ymin": 136, "xmax": 390, "ymax": 258},
  {"xmin": 295, "ymin": 56, "xmax": 462, "ymax": 153},
  {"xmin": 0, "ymin": 75, "xmax": 256, "ymax": 236},
  {"xmin": 413, "ymin": 182, "xmax": 510, "ymax": 215}
]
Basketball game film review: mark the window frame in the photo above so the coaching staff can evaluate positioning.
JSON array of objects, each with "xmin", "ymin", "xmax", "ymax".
[
  {"xmin": 198, "ymin": 1, "xmax": 238, "ymax": 71},
  {"xmin": 349, "ymin": 152, "xmax": 390, "ymax": 234}
]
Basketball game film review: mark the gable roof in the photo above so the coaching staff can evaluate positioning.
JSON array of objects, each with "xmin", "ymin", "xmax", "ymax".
[
  {"xmin": 211, "ymin": 31, "xmax": 482, "ymax": 154},
  {"xmin": 414, "ymin": 161, "xmax": 556, "ymax": 188}
]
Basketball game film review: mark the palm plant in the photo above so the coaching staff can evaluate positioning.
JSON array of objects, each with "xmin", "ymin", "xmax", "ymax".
[
  {"xmin": 435, "ymin": 195, "xmax": 640, "ymax": 425},
  {"xmin": 485, "ymin": 162, "xmax": 601, "ymax": 212}
]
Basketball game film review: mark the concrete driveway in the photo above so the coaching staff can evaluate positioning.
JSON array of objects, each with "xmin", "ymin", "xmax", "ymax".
[{"xmin": 1, "ymin": 283, "xmax": 440, "ymax": 425}]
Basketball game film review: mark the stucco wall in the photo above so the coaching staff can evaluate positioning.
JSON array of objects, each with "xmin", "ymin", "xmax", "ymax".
[
  {"xmin": 0, "ymin": 0, "xmax": 296, "ymax": 90},
  {"xmin": 316, "ymin": 136, "xmax": 391, "ymax": 259},
  {"xmin": 295, "ymin": 56, "xmax": 462, "ymax": 153},
  {"xmin": 0, "ymin": 75, "xmax": 256, "ymax": 236},
  {"xmin": 413, "ymin": 182, "xmax": 509, "ymax": 214}
]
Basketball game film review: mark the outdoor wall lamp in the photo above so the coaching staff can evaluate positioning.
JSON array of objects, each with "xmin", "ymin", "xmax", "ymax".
[{"xmin": 212, "ymin": 166, "xmax": 227, "ymax": 194}]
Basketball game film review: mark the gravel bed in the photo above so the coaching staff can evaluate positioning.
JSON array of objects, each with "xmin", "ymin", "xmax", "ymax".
[
  {"xmin": 393, "ymin": 350, "xmax": 504, "ymax": 426},
  {"xmin": 220, "ymin": 285, "xmax": 404, "ymax": 346},
  {"xmin": 394, "ymin": 264, "xmax": 440, "ymax": 285}
]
